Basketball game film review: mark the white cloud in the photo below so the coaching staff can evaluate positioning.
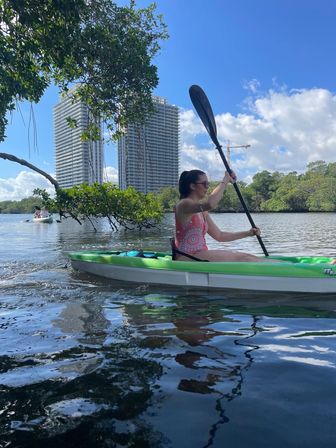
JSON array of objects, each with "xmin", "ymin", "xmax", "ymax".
[
  {"xmin": 242, "ymin": 78, "xmax": 260, "ymax": 94},
  {"xmin": 180, "ymin": 87, "xmax": 336, "ymax": 182},
  {"xmin": 180, "ymin": 143, "xmax": 226, "ymax": 181},
  {"xmin": 0, "ymin": 171, "xmax": 55, "ymax": 201},
  {"xmin": 103, "ymin": 166, "xmax": 118, "ymax": 183},
  {"xmin": 179, "ymin": 108, "xmax": 206, "ymax": 144}
]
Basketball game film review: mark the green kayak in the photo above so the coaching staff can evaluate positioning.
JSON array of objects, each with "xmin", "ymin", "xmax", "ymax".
[{"xmin": 68, "ymin": 250, "xmax": 336, "ymax": 293}]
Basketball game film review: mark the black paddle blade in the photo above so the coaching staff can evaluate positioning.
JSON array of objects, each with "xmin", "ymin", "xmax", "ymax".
[{"xmin": 189, "ymin": 85, "xmax": 220, "ymax": 147}]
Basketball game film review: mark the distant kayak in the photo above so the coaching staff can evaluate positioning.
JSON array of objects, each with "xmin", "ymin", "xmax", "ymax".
[
  {"xmin": 33, "ymin": 214, "xmax": 53, "ymax": 224},
  {"xmin": 68, "ymin": 250, "xmax": 336, "ymax": 293}
]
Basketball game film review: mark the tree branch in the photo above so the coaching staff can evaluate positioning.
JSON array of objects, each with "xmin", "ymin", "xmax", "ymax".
[{"xmin": 0, "ymin": 152, "xmax": 59, "ymax": 192}]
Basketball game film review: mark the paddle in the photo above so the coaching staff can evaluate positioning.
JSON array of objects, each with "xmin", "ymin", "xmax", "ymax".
[{"xmin": 189, "ymin": 84, "xmax": 269, "ymax": 257}]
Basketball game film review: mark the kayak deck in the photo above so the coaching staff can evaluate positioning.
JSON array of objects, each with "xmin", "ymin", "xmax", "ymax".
[{"xmin": 68, "ymin": 250, "xmax": 336, "ymax": 293}]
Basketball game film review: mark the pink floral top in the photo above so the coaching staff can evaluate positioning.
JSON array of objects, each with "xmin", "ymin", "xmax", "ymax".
[{"xmin": 175, "ymin": 212, "xmax": 208, "ymax": 254}]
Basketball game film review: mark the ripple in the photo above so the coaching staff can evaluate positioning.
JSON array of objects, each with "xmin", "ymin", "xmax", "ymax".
[
  {"xmin": 47, "ymin": 398, "xmax": 109, "ymax": 418},
  {"xmin": 0, "ymin": 353, "xmax": 104, "ymax": 387},
  {"xmin": 280, "ymin": 356, "xmax": 336, "ymax": 368}
]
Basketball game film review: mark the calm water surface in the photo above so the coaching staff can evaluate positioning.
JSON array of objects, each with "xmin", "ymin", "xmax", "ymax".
[{"xmin": 1, "ymin": 213, "xmax": 336, "ymax": 448}]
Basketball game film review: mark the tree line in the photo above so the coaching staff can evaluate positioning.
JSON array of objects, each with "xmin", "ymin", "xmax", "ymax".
[
  {"xmin": 1, "ymin": 161, "xmax": 335, "ymax": 223},
  {"xmin": 159, "ymin": 160, "xmax": 336, "ymax": 213}
]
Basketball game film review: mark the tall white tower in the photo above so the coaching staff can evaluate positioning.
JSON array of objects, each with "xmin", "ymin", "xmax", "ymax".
[
  {"xmin": 54, "ymin": 92, "xmax": 104, "ymax": 189},
  {"xmin": 118, "ymin": 96, "xmax": 179, "ymax": 193}
]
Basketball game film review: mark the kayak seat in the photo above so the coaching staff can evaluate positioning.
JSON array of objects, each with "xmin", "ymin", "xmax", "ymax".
[{"xmin": 170, "ymin": 238, "xmax": 209, "ymax": 262}]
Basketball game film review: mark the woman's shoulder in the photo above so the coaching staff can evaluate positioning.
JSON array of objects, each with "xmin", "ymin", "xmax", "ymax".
[
  {"xmin": 175, "ymin": 197, "xmax": 196, "ymax": 212},
  {"xmin": 176, "ymin": 197, "xmax": 195, "ymax": 206}
]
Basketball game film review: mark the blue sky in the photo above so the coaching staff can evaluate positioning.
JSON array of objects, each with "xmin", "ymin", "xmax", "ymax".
[{"xmin": 1, "ymin": 0, "xmax": 336, "ymax": 200}]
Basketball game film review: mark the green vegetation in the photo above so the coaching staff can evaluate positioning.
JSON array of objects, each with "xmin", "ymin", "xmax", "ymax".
[
  {"xmin": 259, "ymin": 161, "xmax": 336, "ymax": 212},
  {"xmin": 0, "ymin": 196, "xmax": 43, "ymax": 214},
  {"xmin": 32, "ymin": 183, "xmax": 164, "ymax": 231},
  {"xmin": 157, "ymin": 185, "xmax": 179, "ymax": 211},
  {"xmin": 0, "ymin": 184, "xmax": 163, "ymax": 231},
  {"xmin": 158, "ymin": 160, "xmax": 336, "ymax": 213}
]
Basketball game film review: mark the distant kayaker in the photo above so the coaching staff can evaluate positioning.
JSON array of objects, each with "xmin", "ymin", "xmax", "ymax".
[
  {"xmin": 174, "ymin": 169, "xmax": 270, "ymax": 262},
  {"xmin": 34, "ymin": 205, "xmax": 42, "ymax": 218},
  {"xmin": 41, "ymin": 207, "xmax": 50, "ymax": 218}
]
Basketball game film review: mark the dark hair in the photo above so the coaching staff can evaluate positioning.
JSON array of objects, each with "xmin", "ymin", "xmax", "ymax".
[{"xmin": 178, "ymin": 169, "xmax": 205, "ymax": 198}]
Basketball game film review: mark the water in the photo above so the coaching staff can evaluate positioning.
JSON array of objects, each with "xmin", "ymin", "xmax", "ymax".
[{"xmin": 1, "ymin": 213, "xmax": 336, "ymax": 447}]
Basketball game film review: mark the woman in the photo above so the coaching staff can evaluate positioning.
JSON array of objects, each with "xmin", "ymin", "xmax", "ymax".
[{"xmin": 174, "ymin": 169, "xmax": 268, "ymax": 262}]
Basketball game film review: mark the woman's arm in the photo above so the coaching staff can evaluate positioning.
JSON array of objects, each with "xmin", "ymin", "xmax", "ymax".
[
  {"xmin": 206, "ymin": 214, "xmax": 261, "ymax": 242},
  {"xmin": 205, "ymin": 172, "xmax": 233, "ymax": 210},
  {"xmin": 176, "ymin": 172, "xmax": 236, "ymax": 215}
]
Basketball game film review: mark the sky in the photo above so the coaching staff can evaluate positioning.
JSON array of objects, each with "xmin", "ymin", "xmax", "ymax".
[{"xmin": 1, "ymin": 0, "xmax": 336, "ymax": 200}]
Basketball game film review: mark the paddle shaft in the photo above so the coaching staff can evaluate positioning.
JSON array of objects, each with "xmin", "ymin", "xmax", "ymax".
[{"xmin": 216, "ymin": 143, "xmax": 269, "ymax": 256}]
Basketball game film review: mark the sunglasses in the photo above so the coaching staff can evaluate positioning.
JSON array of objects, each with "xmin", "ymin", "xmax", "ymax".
[{"xmin": 195, "ymin": 181, "xmax": 210, "ymax": 188}]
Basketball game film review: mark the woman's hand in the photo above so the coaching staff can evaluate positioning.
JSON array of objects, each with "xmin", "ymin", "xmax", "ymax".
[
  {"xmin": 248, "ymin": 227, "xmax": 261, "ymax": 237},
  {"xmin": 222, "ymin": 171, "xmax": 237, "ymax": 185}
]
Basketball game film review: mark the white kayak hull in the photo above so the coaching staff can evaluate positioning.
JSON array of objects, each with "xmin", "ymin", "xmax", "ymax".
[
  {"xmin": 33, "ymin": 215, "xmax": 53, "ymax": 223},
  {"xmin": 70, "ymin": 257, "xmax": 336, "ymax": 294}
]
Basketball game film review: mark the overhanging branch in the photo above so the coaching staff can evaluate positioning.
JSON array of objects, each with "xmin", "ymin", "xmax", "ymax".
[{"xmin": 0, "ymin": 152, "xmax": 59, "ymax": 192}]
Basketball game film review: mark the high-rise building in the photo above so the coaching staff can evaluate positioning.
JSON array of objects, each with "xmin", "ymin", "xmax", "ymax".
[
  {"xmin": 118, "ymin": 96, "xmax": 179, "ymax": 193},
  {"xmin": 54, "ymin": 92, "xmax": 104, "ymax": 189}
]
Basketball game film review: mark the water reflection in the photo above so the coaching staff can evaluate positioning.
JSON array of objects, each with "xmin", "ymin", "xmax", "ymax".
[
  {"xmin": 53, "ymin": 302, "xmax": 110, "ymax": 346},
  {"xmin": 0, "ymin": 292, "xmax": 262, "ymax": 447},
  {"xmin": 119, "ymin": 296, "xmax": 264, "ymax": 447},
  {"xmin": 0, "ymin": 299, "xmax": 167, "ymax": 447},
  {"xmin": 2, "ymin": 288, "xmax": 336, "ymax": 447}
]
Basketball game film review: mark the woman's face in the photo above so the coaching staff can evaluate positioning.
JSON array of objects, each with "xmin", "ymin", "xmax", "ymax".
[{"xmin": 192, "ymin": 174, "xmax": 210, "ymax": 197}]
